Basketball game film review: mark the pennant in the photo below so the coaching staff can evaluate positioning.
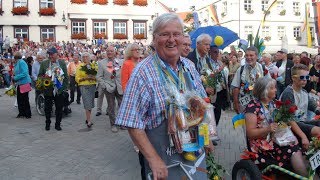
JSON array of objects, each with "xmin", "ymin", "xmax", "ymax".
[
  {"xmin": 232, "ymin": 114, "xmax": 245, "ymax": 129},
  {"xmin": 306, "ymin": 3, "xmax": 312, "ymax": 47},
  {"xmin": 208, "ymin": 4, "xmax": 220, "ymax": 25},
  {"xmin": 262, "ymin": 0, "xmax": 278, "ymax": 26},
  {"xmin": 302, "ymin": 4, "xmax": 310, "ymax": 32}
]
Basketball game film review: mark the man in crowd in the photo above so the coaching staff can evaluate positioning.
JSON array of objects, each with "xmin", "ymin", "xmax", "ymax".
[
  {"xmin": 262, "ymin": 53, "xmax": 278, "ymax": 79},
  {"xmin": 96, "ymin": 46, "xmax": 123, "ymax": 132},
  {"xmin": 67, "ymin": 53, "xmax": 81, "ymax": 104},
  {"xmin": 32, "ymin": 51, "xmax": 46, "ymax": 101},
  {"xmin": 231, "ymin": 47, "xmax": 268, "ymax": 114},
  {"xmin": 181, "ymin": 34, "xmax": 192, "ymax": 57},
  {"xmin": 187, "ymin": 33, "xmax": 211, "ymax": 72},
  {"xmin": 38, "ymin": 47, "xmax": 69, "ymax": 131},
  {"xmin": 275, "ymin": 48, "xmax": 294, "ymax": 97}
]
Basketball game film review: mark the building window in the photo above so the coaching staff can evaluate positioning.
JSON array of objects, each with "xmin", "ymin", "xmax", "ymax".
[
  {"xmin": 277, "ymin": 1, "xmax": 284, "ymax": 11},
  {"xmin": 244, "ymin": 0, "xmax": 252, "ymax": 11},
  {"xmin": 133, "ymin": 21, "xmax": 146, "ymax": 39},
  {"xmin": 277, "ymin": 26, "xmax": 285, "ymax": 39},
  {"xmin": 40, "ymin": 0, "xmax": 54, "ymax": 8},
  {"xmin": 93, "ymin": 21, "xmax": 107, "ymax": 38},
  {"xmin": 72, "ymin": 21, "xmax": 86, "ymax": 34},
  {"xmin": 310, "ymin": 27, "xmax": 314, "ymax": 38},
  {"xmin": 40, "ymin": 27, "xmax": 55, "ymax": 41},
  {"xmin": 14, "ymin": 27, "xmax": 29, "ymax": 41},
  {"xmin": 262, "ymin": 26, "xmax": 270, "ymax": 37},
  {"xmin": 293, "ymin": 2, "xmax": 300, "ymax": 13},
  {"xmin": 261, "ymin": 0, "xmax": 268, "ymax": 11},
  {"xmin": 222, "ymin": 1, "xmax": 227, "ymax": 13},
  {"xmin": 14, "ymin": 0, "xmax": 28, "ymax": 7},
  {"xmin": 113, "ymin": 21, "xmax": 127, "ymax": 35},
  {"xmin": 244, "ymin": 26, "xmax": 253, "ymax": 38},
  {"xmin": 293, "ymin": 27, "xmax": 300, "ymax": 38}
]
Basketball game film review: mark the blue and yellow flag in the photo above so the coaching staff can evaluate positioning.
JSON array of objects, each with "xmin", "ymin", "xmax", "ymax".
[{"xmin": 232, "ymin": 114, "xmax": 245, "ymax": 129}]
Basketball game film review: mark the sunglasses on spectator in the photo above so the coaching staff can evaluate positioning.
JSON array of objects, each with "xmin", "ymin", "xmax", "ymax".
[{"xmin": 293, "ymin": 75, "xmax": 310, "ymax": 80}]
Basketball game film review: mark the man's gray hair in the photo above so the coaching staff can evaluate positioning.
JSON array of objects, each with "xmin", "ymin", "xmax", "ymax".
[
  {"xmin": 124, "ymin": 43, "xmax": 140, "ymax": 60},
  {"xmin": 246, "ymin": 46, "xmax": 258, "ymax": 56},
  {"xmin": 152, "ymin": 13, "xmax": 184, "ymax": 36},
  {"xmin": 183, "ymin": 33, "xmax": 190, "ymax": 38},
  {"xmin": 81, "ymin": 52, "xmax": 91, "ymax": 59},
  {"xmin": 253, "ymin": 77, "xmax": 276, "ymax": 100},
  {"xmin": 37, "ymin": 51, "xmax": 47, "ymax": 58},
  {"xmin": 262, "ymin": 53, "xmax": 272, "ymax": 59},
  {"xmin": 196, "ymin": 34, "xmax": 212, "ymax": 44}
]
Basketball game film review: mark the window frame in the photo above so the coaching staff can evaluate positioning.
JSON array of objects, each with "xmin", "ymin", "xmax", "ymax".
[
  {"xmin": 71, "ymin": 19, "xmax": 87, "ymax": 35},
  {"xmin": 261, "ymin": 0, "xmax": 268, "ymax": 11},
  {"xmin": 261, "ymin": 26, "xmax": 270, "ymax": 38},
  {"xmin": 222, "ymin": 1, "xmax": 227, "ymax": 14},
  {"xmin": 113, "ymin": 19, "xmax": 128, "ymax": 37},
  {"xmin": 244, "ymin": 25, "xmax": 253, "ymax": 38},
  {"xmin": 0, "ymin": 26, "xmax": 3, "ymax": 41},
  {"xmin": 293, "ymin": 27, "xmax": 301, "ymax": 38},
  {"xmin": 310, "ymin": 27, "xmax": 314, "ymax": 39},
  {"xmin": 244, "ymin": 0, "xmax": 252, "ymax": 11},
  {"xmin": 92, "ymin": 19, "xmax": 108, "ymax": 39},
  {"xmin": 13, "ymin": 0, "xmax": 28, "ymax": 7},
  {"xmin": 39, "ymin": 0, "xmax": 54, "ymax": 9},
  {"xmin": 14, "ymin": 26, "xmax": 29, "ymax": 41},
  {"xmin": 277, "ymin": 26, "xmax": 285, "ymax": 39},
  {"xmin": 132, "ymin": 20, "xmax": 147, "ymax": 39},
  {"xmin": 277, "ymin": 1, "xmax": 284, "ymax": 12},
  {"xmin": 39, "ymin": 26, "xmax": 55, "ymax": 42}
]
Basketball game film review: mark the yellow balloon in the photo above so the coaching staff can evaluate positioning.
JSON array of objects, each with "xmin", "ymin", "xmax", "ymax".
[{"xmin": 214, "ymin": 36, "xmax": 224, "ymax": 46}]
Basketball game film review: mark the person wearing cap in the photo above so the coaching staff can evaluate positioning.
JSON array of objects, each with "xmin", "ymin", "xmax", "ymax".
[
  {"xmin": 275, "ymin": 48, "xmax": 294, "ymax": 97},
  {"xmin": 38, "ymin": 47, "xmax": 69, "ymax": 131}
]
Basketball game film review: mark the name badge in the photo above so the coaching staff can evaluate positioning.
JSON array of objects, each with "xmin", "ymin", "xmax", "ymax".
[{"xmin": 239, "ymin": 95, "xmax": 253, "ymax": 107}]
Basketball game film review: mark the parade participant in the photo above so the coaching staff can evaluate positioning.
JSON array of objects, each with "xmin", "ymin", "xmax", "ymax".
[
  {"xmin": 280, "ymin": 64, "xmax": 320, "ymax": 145},
  {"xmin": 181, "ymin": 34, "xmax": 192, "ymax": 57},
  {"xmin": 67, "ymin": 53, "xmax": 81, "ymax": 104},
  {"xmin": 96, "ymin": 46, "xmax": 123, "ymax": 132},
  {"xmin": 38, "ymin": 47, "xmax": 69, "ymax": 131},
  {"xmin": 275, "ymin": 48, "xmax": 294, "ymax": 96},
  {"xmin": 293, "ymin": 54, "xmax": 301, "ymax": 65},
  {"xmin": 32, "ymin": 51, "xmax": 46, "ymax": 102},
  {"xmin": 246, "ymin": 77, "xmax": 310, "ymax": 177},
  {"xmin": 13, "ymin": 51, "xmax": 32, "ymax": 119},
  {"xmin": 309, "ymin": 55, "xmax": 320, "ymax": 94},
  {"xmin": 115, "ymin": 13, "xmax": 214, "ymax": 180},
  {"xmin": 262, "ymin": 53, "xmax": 278, "ymax": 79},
  {"xmin": 75, "ymin": 53, "xmax": 96, "ymax": 128},
  {"xmin": 231, "ymin": 46, "xmax": 268, "ymax": 114}
]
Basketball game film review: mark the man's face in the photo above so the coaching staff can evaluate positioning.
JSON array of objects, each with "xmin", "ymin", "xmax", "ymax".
[
  {"xmin": 238, "ymin": 51, "xmax": 243, "ymax": 59},
  {"xmin": 50, "ymin": 53, "xmax": 58, "ymax": 61},
  {"xmin": 293, "ymin": 70, "xmax": 309, "ymax": 88},
  {"xmin": 37, "ymin": 55, "xmax": 44, "ymax": 62},
  {"xmin": 196, "ymin": 38, "xmax": 211, "ymax": 56},
  {"xmin": 209, "ymin": 47, "xmax": 219, "ymax": 60},
  {"xmin": 245, "ymin": 50, "xmax": 257, "ymax": 66},
  {"xmin": 106, "ymin": 46, "xmax": 116, "ymax": 60},
  {"xmin": 153, "ymin": 20, "xmax": 183, "ymax": 61},
  {"xmin": 181, "ymin": 37, "xmax": 191, "ymax": 57},
  {"xmin": 262, "ymin": 56, "xmax": 270, "ymax": 64},
  {"xmin": 275, "ymin": 52, "xmax": 282, "ymax": 61}
]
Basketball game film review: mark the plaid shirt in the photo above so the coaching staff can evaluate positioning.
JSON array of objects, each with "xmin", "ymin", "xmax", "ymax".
[{"xmin": 115, "ymin": 54, "xmax": 206, "ymax": 130}]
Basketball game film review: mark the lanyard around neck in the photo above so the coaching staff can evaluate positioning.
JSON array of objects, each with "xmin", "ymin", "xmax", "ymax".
[{"xmin": 259, "ymin": 100, "xmax": 274, "ymax": 124}]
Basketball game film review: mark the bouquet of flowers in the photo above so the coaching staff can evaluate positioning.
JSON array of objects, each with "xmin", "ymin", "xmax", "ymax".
[
  {"xmin": 36, "ymin": 75, "xmax": 53, "ymax": 91},
  {"xmin": 306, "ymin": 136, "xmax": 320, "ymax": 177},
  {"xmin": 273, "ymin": 100, "xmax": 298, "ymax": 125},
  {"xmin": 206, "ymin": 153, "xmax": 228, "ymax": 180},
  {"xmin": 5, "ymin": 85, "xmax": 16, "ymax": 96},
  {"xmin": 201, "ymin": 69, "xmax": 223, "ymax": 90},
  {"xmin": 80, "ymin": 63, "xmax": 98, "ymax": 76},
  {"xmin": 240, "ymin": 82, "xmax": 254, "ymax": 95}
]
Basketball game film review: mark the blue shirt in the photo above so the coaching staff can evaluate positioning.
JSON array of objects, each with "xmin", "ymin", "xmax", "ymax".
[
  {"xmin": 32, "ymin": 60, "xmax": 41, "ymax": 81},
  {"xmin": 115, "ymin": 54, "xmax": 206, "ymax": 130},
  {"xmin": 14, "ymin": 59, "xmax": 31, "ymax": 85}
]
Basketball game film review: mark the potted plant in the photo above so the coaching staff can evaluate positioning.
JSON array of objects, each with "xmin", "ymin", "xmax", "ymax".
[
  {"xmin": 12, "ymin": 6, "xmax": 29, "ymax": 15},
  {"xmin": 133, "ymin": 0, "xmax": 147, "ymax": 6},
  {"xmin": 246, "ymin": 9, "xmax": 254, "ymax": 14},
  {"xmin": 71, "ymin": 32, "xmax": 87, "ymax": 39},
  {"xmin": 113, "ymin": 0, "xmax": 128, "ymax": 5},
  {"xmin": 113, "ymin": 33, "xmax": 127, "ymax": 39},
  {"xmin": 221, "ymin": 12, "xmax": 226, "ymax": 17},
  {"xmin": 279, "ymin": 9, "xmax": 286, "ymax": 16},
  {"xmin": 70, "ymin": 0, "xmax": 87, "ymax": 4},
  {"xmin": 94, "ymin": 33, "xmax": 107, "ymax": 39},
  {"xmin": 295, "ymin": 11, "xmax": 301, "ymax": 16},
  {"xmin": 39, "ymin": 7, "xmax": 56, "ymax": 16},
  {"xmin": 263, "ymin": 10, "xmax": 270, "ymax": 15},
  {"xmin": 295, "ymin": 36, "xmax": 301, "ymax": 41},
  {"xmin": 93, "ymin": 0, "xmax": 108, "ymax": 5},
  {"xmin": 133, "ymin": 33, "xmax": 145, "ymax": 39},
  {"xmin": 264, "ymin": 36, "xmax": 271, "ymax": 41},
  {"xmin": 43, "ymin": 37, "xmax": 55, "ymax": 42}
]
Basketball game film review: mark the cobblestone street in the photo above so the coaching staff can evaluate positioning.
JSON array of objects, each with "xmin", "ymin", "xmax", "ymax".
[{"xmin": 0, "ymin": 89, "xmax": 245, "ymax": 180}]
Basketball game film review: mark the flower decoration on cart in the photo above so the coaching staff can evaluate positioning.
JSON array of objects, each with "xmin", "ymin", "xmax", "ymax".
[
  {"xmin": 36, "ymin": 75, "xmax": 53, "ymax": 90},
  {"xmin": 306, "ymin": 136, "xmax": 320, "ymax": 177},
  {"xmin": 4, "ymin": 85, "xmax": 16, "ymax": 97}
]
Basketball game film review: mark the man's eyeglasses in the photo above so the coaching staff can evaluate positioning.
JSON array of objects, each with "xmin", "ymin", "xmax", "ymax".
[
  {"xmin": 157, "ymin": 32, "xmax": 182, "ymax": 39},
  {"xmin": 131, "ymin": 49, "xmax": 141, "ymax": 52},
  {"xmin": 293, "ymin": 75, "xmax": 310, "ymax": 80}
]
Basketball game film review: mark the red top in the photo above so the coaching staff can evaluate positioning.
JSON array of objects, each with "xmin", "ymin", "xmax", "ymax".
[{"xmin": 121, "ymin": 59, "xmax": 137, "ymax": 91}]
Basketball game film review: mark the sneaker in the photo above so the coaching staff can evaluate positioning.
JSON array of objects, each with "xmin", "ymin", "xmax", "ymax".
[
  {"xmin": 96, "ymin": 112, "xmax": 102, "ymax": 116},
  {"xmin": 111, "ymin": 126, "xmax": 118, "ymax": 133}
]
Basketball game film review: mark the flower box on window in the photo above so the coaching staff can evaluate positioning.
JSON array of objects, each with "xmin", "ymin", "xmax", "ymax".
[
  {"xmin": 133, "ymin": 33, "xmax": 145, "ymax": 39},
  {"xmin": 221, "ymin": 12, "xmax": 226, "ymax": 17},
  {"xmin": 246, "ymin": 9, "xmax": 254, "ymax": 14},
  {"xmin": 93, "ymin": 0, "xmax": 108, "ymax": 5},
  {"xmin": 133, "ymin": 0, "xmax": 147, "ymax": 6},
  {"xmin": 113, "ymin": 0, "xmax": 128, "ymax": 6},
  {"xmin": 12, "ymin": 6, "xmax": 29, "ymax": 15},
  {"xmin": 113, "ymin": 33, "xmax": 127, "ymax": 39},
  {"xmin": 71, "ymin": 32, "xmax": 87, "ymax": 39},
  {"xmin": 295, "ymin": 11, "xmax": 301, "ymax": 16},
  {"xmin": 94, "ymin": 33, "xmax": 107, "ymax": 39},
  {"xmin": 279, "ymin": 9, "xmax": 286, "ymax": 16},
  {"xmin": 263, "ymin": 10, "xmax": 270, "ymax": 15},
  {"xmin": 295, "ymin": 36, "xmax": 301, "ymax": 41},
  {"xmin": 264, "ymin": 36, "xmax": 271, "ymax": 41},
  {"xmin": 39, "ymin": 7, "xmax": 56, "ymax": 16},
  {"xmin": 71, "ymin": 0, "xmax": 87, "ymax": 4},
  {"xmin": 43, "ymin": 38, "xmax": 55, "ymax": 42}
]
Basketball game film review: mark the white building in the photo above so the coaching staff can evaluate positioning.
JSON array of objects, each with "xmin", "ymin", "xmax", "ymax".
[
  {"xmin": 0, "ymin": 0, "xmax": 170, "ymax": 44},
  {"xmin": 195, "ymin": 0, "xmax": 318, "ymax": 54}
]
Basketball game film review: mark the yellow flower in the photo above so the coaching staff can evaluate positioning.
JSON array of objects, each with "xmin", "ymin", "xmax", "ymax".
[
  {"xmin": 44, "ymin": 79, "xmax": 51, "ymax": 87},
  {"xmin": 213, "ymin": 175, "xmax": 219, "ymax": 180}
]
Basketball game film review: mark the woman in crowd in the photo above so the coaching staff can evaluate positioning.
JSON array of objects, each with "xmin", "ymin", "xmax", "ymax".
[
  {"xmin": 245, "ymin": 77, "xmax": 310, "ymax": 177},
  {"xmin": 121, "ymin": 43, "xmax": 141, "ymax": 92},
  {"xmin": 293, "ymin": 54, "xmax": 301, "ymax": 65},
  {"xmin": 1, "ymin": 59, "xmax": 11, "ymax": 87},
  {"xmin": 13, "ymin": 51, "xmax": 32, "ymax": 119},
  {"xmin": 75, "ymin": 52, "xmax": 96, "ymax": 128},
  {"xmin": 308, "ymin": 55, "xmax": 320, "ymax": 95},
  {"xmin": 228, "ymin": 54, "xmax": 240, "ymax": 82}
]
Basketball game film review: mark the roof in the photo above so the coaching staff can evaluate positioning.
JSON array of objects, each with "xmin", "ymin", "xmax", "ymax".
[{"xmin": 177, "ymin": 11, "xmax": 194, "ymax": 24}]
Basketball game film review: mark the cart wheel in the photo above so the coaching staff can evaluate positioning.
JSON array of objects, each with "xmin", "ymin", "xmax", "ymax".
[
  {"xmin": 232, "ymin": 159, "xmax": 262, "ymax": 180},
  {"xmin": 36, "ymin": 94, "xmax": 45, "ymax": 116}
]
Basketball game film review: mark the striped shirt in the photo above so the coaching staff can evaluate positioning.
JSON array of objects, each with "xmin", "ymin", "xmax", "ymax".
[{"xmin": 115, "ymin": 54, "xmax": 206, "ymax": 130}]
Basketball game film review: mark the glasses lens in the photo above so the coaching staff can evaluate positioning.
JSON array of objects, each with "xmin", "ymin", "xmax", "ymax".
[{"xmin": 300, "ymin": 75, "xmax": 310, "ymax": 80}]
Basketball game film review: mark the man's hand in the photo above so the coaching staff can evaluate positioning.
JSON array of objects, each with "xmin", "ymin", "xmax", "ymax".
[
  {"xmin": 149, "ymin": 156, "xmax": 168, "ymax": 180},
  {"xmin": 206, "ymin": 87, "xmax": 215, "ymax": 95},
  {"xmin": 301, "ymin": 137, "xmax": 310, "ymax": 150}
]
